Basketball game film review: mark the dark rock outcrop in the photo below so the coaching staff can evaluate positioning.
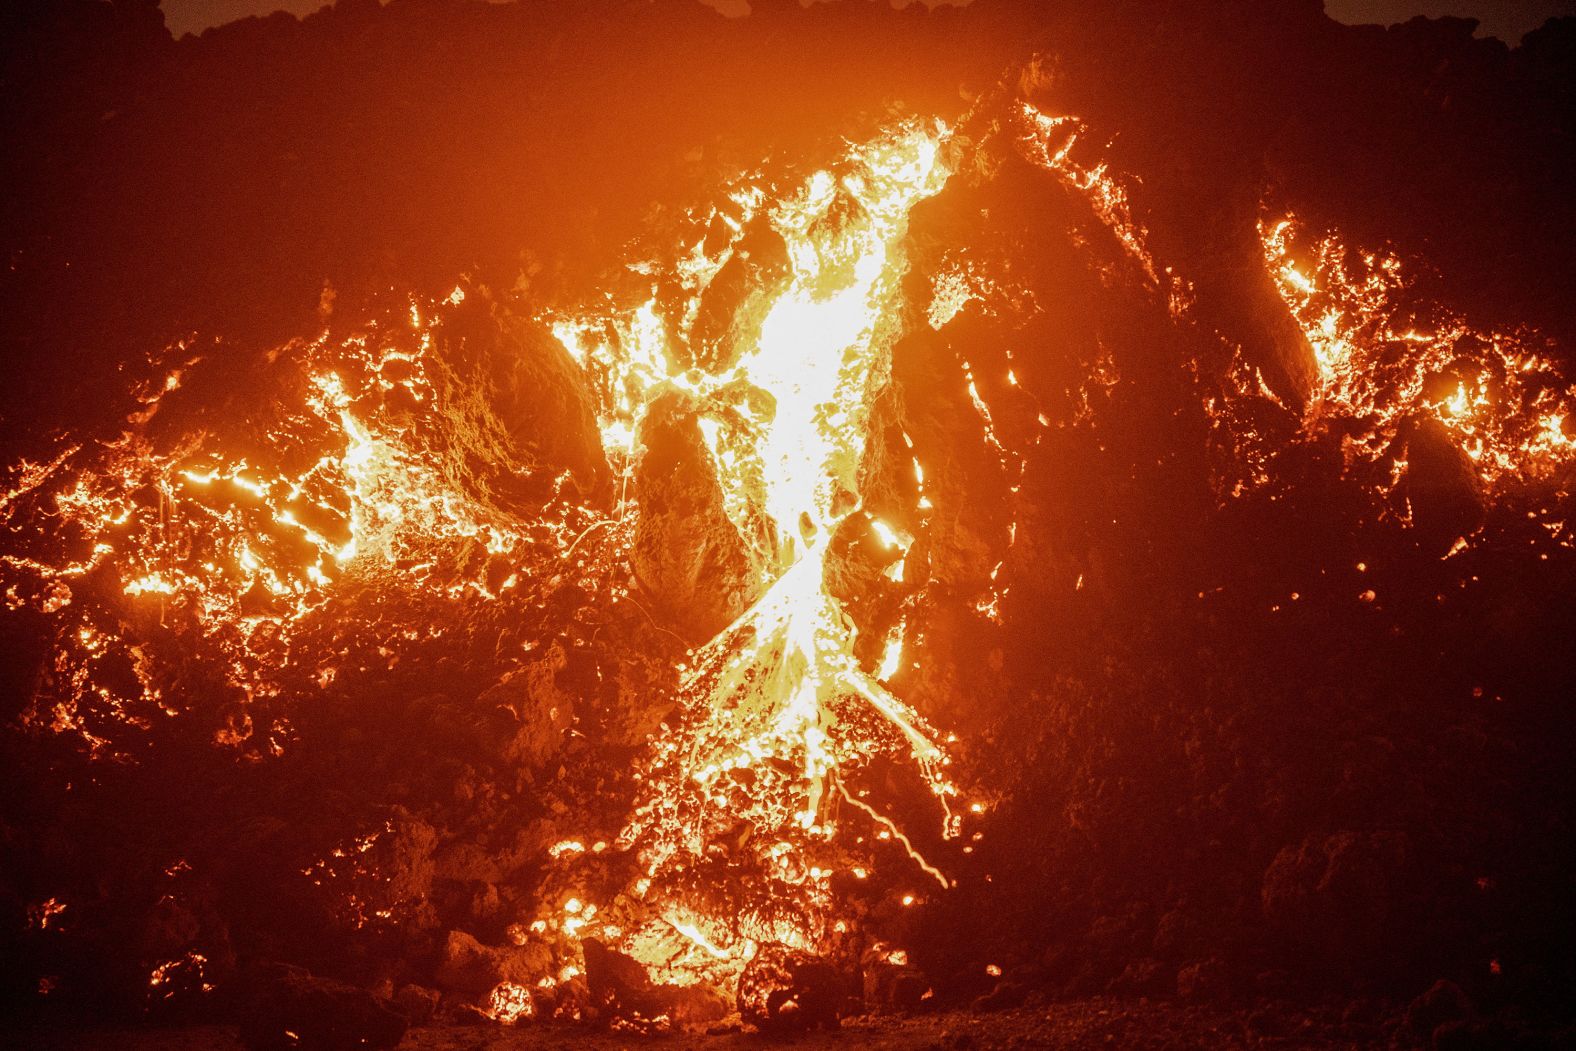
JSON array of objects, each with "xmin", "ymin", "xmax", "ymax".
[
  {"xmin": 237, "ymin": 964, "xmax": 406, "ymax": 1051},
  {"xmin": 632, "ymin": 390, "xmax": 762, "ymax": 641}
]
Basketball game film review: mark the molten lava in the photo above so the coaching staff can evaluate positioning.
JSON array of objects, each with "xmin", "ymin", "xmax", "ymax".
[{"xmin": 548, "ymin": 121, "xmax": 963, "ymax": 994}]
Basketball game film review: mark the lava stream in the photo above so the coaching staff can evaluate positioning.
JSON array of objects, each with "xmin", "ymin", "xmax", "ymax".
[{"xmin": 558, "ymin": 121, "xmax": 961, "ymax": 986}]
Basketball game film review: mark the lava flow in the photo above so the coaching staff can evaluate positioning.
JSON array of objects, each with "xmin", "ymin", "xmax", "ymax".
[
  {"xmin": 8, "ymin": 4, "xmax": 1576, "ymax": 1044},
  {"xmin": 0, "ymin": 292, "xmax": 605, "ymax": 757},
  {"xmin": 547, "ymin": 121, "xmax": 962, "ymax": 1000},
  {"xmin": 0, "ymin": 117, "xmax": 973, "ymax": 1023}
]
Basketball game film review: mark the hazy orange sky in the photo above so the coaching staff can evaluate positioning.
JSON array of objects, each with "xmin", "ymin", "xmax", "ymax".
[{"xmin": 158, "ymin": 0, "xmax": 1575, "ymax": 44}]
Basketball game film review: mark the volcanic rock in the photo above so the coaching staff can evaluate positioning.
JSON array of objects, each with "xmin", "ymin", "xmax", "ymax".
[
  {"xmin": 689, "ymin": 220, "xmax": 791, "ymax": 372},
  {"xmin": 1405, "ymin": 979, "xmax": 1475, "ymax": 1043},
  {"xmin": 1109, "ymin": 956, "xmax": 1168, "ymax": 997},
  {"xmin": 427, "ymin": 303, "xmax": 610, "ymax": 509},
  {"xmin": 970, "ymin": 980, "xmax": 1029, "ymax": 1013},
  {"xmin": 236, "ymin": 963, "xmax": 407, "ymax": 1051},
  {"xmin": 1176, "ymin": 957, "xmax": 1231, "ymax": 1002},
  {"xmin": 373, "ymin": 811, "xmax": 440, "ymax": 933},
  {"xmin": 738, "ymin": 943, "xmax": 844, "ymax": 1033},
  {"xmin": 476, "ymin": 642, "xmax": 574, "ymax": 771},
  {"xmin": 1402, "ymin": 416, "xmax": 1486, "ymax": 553},
  {"xmin": 864, "ymin": 959, "xmax": 931, "ymax": 1014},
  {"xmin": 1261, "ymin": 830, "xmax": 1410, "ymax": 967},
  {"xmin": 1431, "ymin": 1018, "xmax": 1523, "ymax": 1051},
  {"xmin": 1152, "ymin": 909, "xmax": 1205, "ymax": 961},
  {"xmin": 632, "ymin": 389, "xmax": 763, "ymax": 641},
  {"xmin": 433, "ymin": 929, "xmax": 550, "ymax": 999},
  {"xmin": 580, "ymin": 938, "xmax": 730, "ymax": 1025},
  {"xmin": 392, "ymin": 982, "xmax": 440, "ymax": 1025},
  {"xmin": 1195, "ymin": 218, "xmax": 1324, "ymax": 412}
]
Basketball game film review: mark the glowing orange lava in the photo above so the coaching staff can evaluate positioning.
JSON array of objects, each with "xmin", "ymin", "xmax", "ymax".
[
  {"xmin": 547, "ymin": 121, "xmax": 965, "ymax": 992},
  {"xmin": 1263, "ymin": 215, "xmax": 1576, "ymax": 509}
]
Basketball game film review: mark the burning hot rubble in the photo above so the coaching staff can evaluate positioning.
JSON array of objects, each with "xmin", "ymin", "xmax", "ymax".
[{"xmin": 1262, "ymin": 215, "xmax": 1576, "ymax": 500}]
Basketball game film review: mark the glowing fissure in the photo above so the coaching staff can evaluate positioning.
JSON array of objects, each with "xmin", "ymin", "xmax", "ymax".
[
  {"xmin": 0, "ymin": 118, "xmax": 969, "ymax": 1006},
  {"xmin": 553, "ymin": 122, "xmax": 961, "ymax": 988}
]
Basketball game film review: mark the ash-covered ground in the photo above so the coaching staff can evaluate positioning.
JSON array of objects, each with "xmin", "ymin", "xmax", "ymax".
[{"xmin": 3, "ymin": 2, "xmax": 1576, "ymax": 1049}]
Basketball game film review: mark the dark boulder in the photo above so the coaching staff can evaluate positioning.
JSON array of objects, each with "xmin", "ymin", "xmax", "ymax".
[
  {"xmin": 1109, "ymin": 956, "xmax": 1168, "ymax": 997},
  {"xmin": 970, "ymin": 980, "xmax": 1029, "ymax": 1013},
  {"xmin": 432, "ymin": 929, "xmax": 550, "ymax": 1000},
  {"xmin": 580, "ymin": 938, "xmax": 729, "ymax": 1025},
  {"xmin": 863, "ymin": 958, "xmax": 931, "ymax": 1014},
  {"xmin": 738, "ymin": 943, "xmax": 844, "ymax": 1033},
  {"xmin": 1262, "ymin": 830, "xmax": 1410, "ymax": 968},
  {"xmin": 1401, "ymin": 416, "xmax": 1486, "ymax": 555},
  {"xmin": 475, "ymin": 643, "xmax": 574, "ymax": 771},
  {"xmin": 236, "ymin": 963, "xmax": 406, "ymax": 1051},
  {"xmin": 1176, "ymin": 957, "xmax": 1231, "ymax": 1002},
  {"xmin": 392, "ymin": 983, "xmax": 439, "ymax": 1025},
  {"xmin": 631, "ymin": 389, "xmax": 763, "ymax": 641},
  {"xmin": 1405, "ymin": 979, "xmax": 1474, "ymax": 1044}
]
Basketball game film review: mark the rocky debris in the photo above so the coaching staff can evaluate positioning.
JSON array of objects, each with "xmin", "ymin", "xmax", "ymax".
[
  {"xmin": 1429, "ymin": 1019, "xmax": 1508, "ymax": 1051},
  {"xmin": 235, "ymin": 964, "xmax": 406, "ymax": 1051},
  {"xmin": 1401, "ymin": 417, "xmax": 1486, "ymax": 555},
  {"xmin": 970, "ymin": 980, "xmax": 1029, "ymax": 1014},
  {"xmin": 579, "ymin": 938, "xmax": 729, "ymax": 1026},
  {"xmin": 1176, "ymin": 958, "xmax": 1231, "ymax": 1002},
  {"xmin": 432, "ymin": 930, "xmax": 550, "ymax": 1001},
  {"xmin": 418, "ymin": 301, "xmax": 611, "ymax": 513},
  {"xmin": 738, "ymin": 943, "xmax": 845, "ymax": 1033},
  {"xmin": 370, "ymin": 811, "xmax": 440, "ymax": 932},
  {"xmin": 475, "ymin": 643, "xmax": 574, "ymax": 772},
  {"xmin": 1261, "ymin": 830, "xmax": 1410, "ymax": 968},
  {"xmin": 596, "ymin": 654, "xmax": 679, "ymax": 749},
  {"xmin": 890, "ymin": 322, "xmax": 1013, "ymax": 593},
  {"xmin": 1108, "ymin": 957, "xmax": 1167, "ymax": 997},
  {"xmin": 1245, "ymin": 1001, "xmax": 1300, "ymax": 1039},
  {"xmin": 1, "ymin": 997, "xmax": 1433, "ymax": 1049},
  {"xmin": 1151, "ymin": 909, "xmax": 1203, "ymax": 961},
  {"xmin": 391, "ymin": 983, "xmax": 440, "ymax": 1025},
  {"xmin": 1191, "ymin": 213, "xmax": 1324, "ymax": 413},
  {"xmin": 864, "ymin": 958, "xmax": 932, "ymax": 1014}
]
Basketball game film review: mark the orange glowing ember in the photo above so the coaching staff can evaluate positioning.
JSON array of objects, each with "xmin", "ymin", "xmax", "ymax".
[{"xmin": 484, "ymin": 981, "xmax": 535, "ymax": 1024}]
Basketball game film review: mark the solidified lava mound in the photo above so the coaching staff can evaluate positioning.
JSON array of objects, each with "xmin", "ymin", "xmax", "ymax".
[{"xmin": 3, "ymin": 0, "xmax": 1575, "ymax": 1045}]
